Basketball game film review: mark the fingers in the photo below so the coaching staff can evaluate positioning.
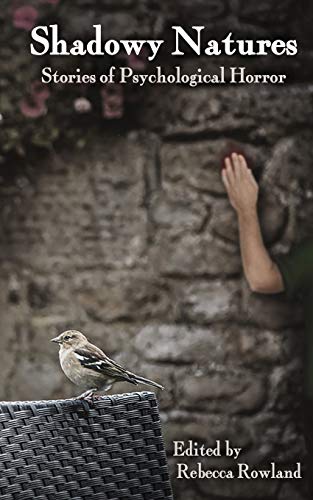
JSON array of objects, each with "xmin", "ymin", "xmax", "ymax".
[
  {"xmin": 222, "ymin": 153, "xmax": 253, "ymax": 196},
  {"xmin": 230, "ymin": 153, "xmax": 248, "ymax": 173},
  {"xmin": 224, "ymin": 156, "xmax": 235, "ymax": 185},
  {"xmin": 223, "ymin": 153, "xmax": 249, "ymax": 180},
  {"xmin": 238, "ymin": 154, "xmax": 248, "ymax": 169},
  {"xmin": 221, "ymin": 168, "xmax": 230, "ymax": 192},
  {"xmin": 221, "ymin": 152, "xmax": 258, "ymax": 212},
  {"xmin": 231, "ymin": 152, "xmax": 241, "ymax": 173}
]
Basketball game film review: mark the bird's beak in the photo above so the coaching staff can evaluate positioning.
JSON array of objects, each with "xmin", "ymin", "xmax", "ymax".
[{"xmin": 50, "ymin": 336, "xmax": 62, "ymax": 344}]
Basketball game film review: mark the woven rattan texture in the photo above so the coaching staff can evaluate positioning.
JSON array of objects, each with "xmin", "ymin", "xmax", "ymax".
[{"xmin": 0, "ymin": 392, "xmax": 173, "ymax": 500}]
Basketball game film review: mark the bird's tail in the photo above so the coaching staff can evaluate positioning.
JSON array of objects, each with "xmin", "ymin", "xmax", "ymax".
[{"xmin": 130, "ymin": 374, "xmax": 164, "ymax": 391}]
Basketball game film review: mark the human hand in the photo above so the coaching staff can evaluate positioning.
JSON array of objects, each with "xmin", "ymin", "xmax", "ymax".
[{"xmin": 221, "ymin": 153, "xmax": 259, "ymax": 216}]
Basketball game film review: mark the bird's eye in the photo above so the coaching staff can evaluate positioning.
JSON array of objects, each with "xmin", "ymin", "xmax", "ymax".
[{"xmin": 64, "ymin": 335, "xmax": 71, "ymax": 341}]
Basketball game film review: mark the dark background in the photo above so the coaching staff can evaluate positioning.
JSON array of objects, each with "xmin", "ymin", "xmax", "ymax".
[{"xmin": 0, "ymin": 1, "xmax": 313, "ymax": 499}]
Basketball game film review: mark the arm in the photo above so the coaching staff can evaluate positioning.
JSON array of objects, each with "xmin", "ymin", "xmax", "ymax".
[{"xmin": 221, "ymin": 153, "xmax": 284, "ymax": 294}]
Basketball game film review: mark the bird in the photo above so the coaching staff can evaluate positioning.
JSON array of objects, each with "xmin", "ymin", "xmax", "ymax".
[{"xmin": 51, "ymin": 330, "xmax": 164, "ymax": 399}]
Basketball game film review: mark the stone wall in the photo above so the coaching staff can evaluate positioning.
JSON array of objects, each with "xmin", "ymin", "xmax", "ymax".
[{"xmin": 1, "ymin": 1, "xmax": 313, "ymax": 499}]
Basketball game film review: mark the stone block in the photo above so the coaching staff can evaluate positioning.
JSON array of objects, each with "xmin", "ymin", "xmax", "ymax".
[
  {"xmin": 73, "ymin": 270, "xmax": 172, "ymax": 322},
  {"xmin": 229, "ymin": 327, "xmax": 291, "ymax": 366},
  {"xmin": 210, "ymin": 199, "xmax": 238, "ymax": 243},
  {"xmin": 263, "ymin": 132, "xmax": 313, "ymax": 194},
  {"xmin": 150, "ymin": 192, "xmax": 207, "ymax": 234},
  {"xmin": 179, "ymin": 371, "xmax": 267, "ymax": 414},
  {"xmin": 138, "ymin": 86, "xmax": 313, "ymax": 140},
  {"xmin": 134, "ymin": 324, "xmax": 228, "ymax": 364},
  {"xmin": 151, "ymin": 231, "xmax": 241, "ymax": 277},
  {"xmin": 175, "ymin": 280, "xmax": 240, "ymax": 323}
]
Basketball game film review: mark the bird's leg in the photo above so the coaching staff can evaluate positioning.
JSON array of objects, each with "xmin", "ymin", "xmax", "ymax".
[
  {"xmin": 83, "ymin": 385, "xmax": 112, "ymax": 400},
  {"xmin": 75, "ymin": 388, "xmax": 97, "ymax": 400}
]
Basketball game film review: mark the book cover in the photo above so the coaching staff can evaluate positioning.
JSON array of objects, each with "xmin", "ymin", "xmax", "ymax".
[{"xmin": 0, "ymin": 1, "xmax": 312, "ymax": 499}]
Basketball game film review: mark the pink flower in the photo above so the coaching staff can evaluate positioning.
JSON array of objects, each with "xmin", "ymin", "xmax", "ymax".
[
  {"xmin": 13, "ymin": 6, "xmax": 39, "ymax": 31},
  {"xmin": 101, "ymin": 84, "xmax": 124, "ymax": 119},
  {"xmin": 19, "ymin": 97, "xmax": 47, "ymax": 118},
  {"xmin": 19, "ymin": 81, "xmax": 50, "ymax": 119}
]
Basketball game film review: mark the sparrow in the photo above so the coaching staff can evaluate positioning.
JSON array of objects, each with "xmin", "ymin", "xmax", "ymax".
[{"xmin": 51, "ymin": 330, "xmax": 164, "ymax": 399}]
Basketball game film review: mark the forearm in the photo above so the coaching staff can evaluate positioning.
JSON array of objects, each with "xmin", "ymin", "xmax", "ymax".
[
  {"xmin": 238, "ymin": 209, "xmax": 284, "ymax": 293},
  {"xmin": 221, "ymin": 152, "xmax": 284, "ymax": 294}
]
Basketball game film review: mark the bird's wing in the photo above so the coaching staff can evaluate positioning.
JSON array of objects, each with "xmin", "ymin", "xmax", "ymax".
[{"xmin": 73, "ymin": 347, "xmax": 133, "ymax": 380}]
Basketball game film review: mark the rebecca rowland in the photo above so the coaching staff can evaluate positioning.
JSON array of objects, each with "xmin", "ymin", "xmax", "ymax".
[
  {"xmin": 174, "ymin": 441, "xmax": 302, "ymax": 480},
  {"xmin": 176, "ymin": 462, "xmax": 302, "ymax": 480}
]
